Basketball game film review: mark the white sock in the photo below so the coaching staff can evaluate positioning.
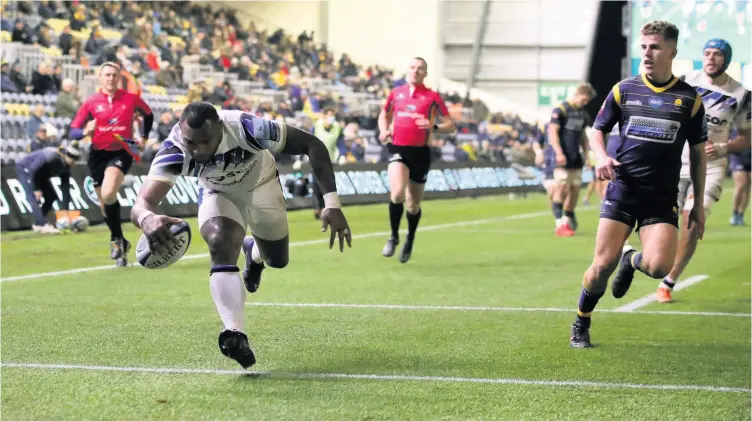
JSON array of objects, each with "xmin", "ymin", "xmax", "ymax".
[
  {"xmin": 555, "ymin": 218, "xmax": 563, "ymax": 228},
  {"xmin": 209, "ymin": 268, "xmax": 247, "ymax": 332},
  {"xmin": 251, "ymin": 241, "xmax": 263, "ymax": 263}
]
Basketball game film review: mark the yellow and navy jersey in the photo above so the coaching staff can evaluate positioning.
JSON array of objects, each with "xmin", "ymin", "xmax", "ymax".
[
  {"xmin": 550, "ymin": 101, "xmax": 591, "ymax": 169},
  {"xmin": 594, "ymin": 74, "xmax": 707, "ymax": 200}
]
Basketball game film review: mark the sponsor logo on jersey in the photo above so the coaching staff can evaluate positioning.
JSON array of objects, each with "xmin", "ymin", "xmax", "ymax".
[
  {"xmin": 626, "ymin": 100, "xmax": 643, "ymax": 106},
  {"xmin": 674, "ymin": 98, "xmax": 682, "ymax": 107},
  {"xmin": 648, "ymin": 97, "xmax": 664, "ymax": 109},
  {"xmin": 406, "ymin": 104, "xmax": 417, "ymax": 111},
  {"xmin": 625, "ymin": 116, "xmax": 681, "ymax": 144}
]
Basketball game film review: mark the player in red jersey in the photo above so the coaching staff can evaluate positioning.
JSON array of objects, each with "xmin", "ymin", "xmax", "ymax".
[
  {"xmin": 378, "ymin": 57, "xmax": 456, "ymax": 263},
  {"xmin": 70, "ymin": 62, "xmax": 154, "ymax": 267}
]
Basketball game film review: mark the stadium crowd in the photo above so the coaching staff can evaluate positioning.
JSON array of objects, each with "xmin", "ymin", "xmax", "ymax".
[{"xmin": 0, "ymin": 0, "xmax": 543, "ymax": 168}]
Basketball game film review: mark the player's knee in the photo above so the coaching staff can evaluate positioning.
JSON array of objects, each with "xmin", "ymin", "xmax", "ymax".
[
  {"xmin": 203, "ymin": 226, "xmax": 243, "ymax": 262},
  {"xmin": 638, "ymin": 254, "xmax": 672, "ymax": 279},
  {"xmin": 264, "ymin": 253, "xmax": 288, "ymax": 269},
  {"xmin": 101, "ymin": 190, "xmax": 118, "ymax": 205},
  {"xmin": 405, "ymin": 199, "xmax": 420, "ymax": 214},
  {"xmin": 591, "ymin": 256, "xmax": 620, "ymax": 282},
  {"xmin": 390, "ymin": 191, "xmax": 405, "ymax": 204}
]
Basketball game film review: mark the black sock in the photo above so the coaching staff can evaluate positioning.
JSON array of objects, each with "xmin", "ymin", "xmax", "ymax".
[
  {"xmin": 662, "ymin": 278, "xmax": 675, "ymax": 290},
  {"xmin": 564, "ymin": 210, "xmax": 575, "ymax": 221},
  {"xmin": 576, "ymin": 287, "xmax": 603, "ymax": 326},
  {"xmin": 626, "ymin": 250, "xmax": 649, "ymax": 276},
  {"xmin": 552, "ymin": 202, "xmax": 563, "ymax": 219},
  {"xmin": 389, "ymin": 201, "xmax": 404, "ymax": 239},
  {"xmin": 104, "ymin": 202, "xmax": 124, "ymax": 241},
  {"xmin": 406, "ymin": 209, "xmax": 422, "ymax": 240}
]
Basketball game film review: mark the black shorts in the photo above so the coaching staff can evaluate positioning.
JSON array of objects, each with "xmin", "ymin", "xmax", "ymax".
[
  {"xmin": 600, "ymin": 199, "xmax": 679, "ymax": 230},
  {"xmin": 387, "ymin": 144, "xmax": 431, "ymax": 184},
  {"xmin": 87, "ymin": 149, "xmax": 134, "ymax": 188}
]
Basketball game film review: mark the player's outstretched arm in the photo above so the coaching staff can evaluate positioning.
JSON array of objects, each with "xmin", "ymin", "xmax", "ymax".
[
  {"xmin": 282, "ymin": 124, "xmax": 352, "ymax": 251},
  {"xmin": 131, "ymin": 178, "xmax": 184, "ymax": 253}
]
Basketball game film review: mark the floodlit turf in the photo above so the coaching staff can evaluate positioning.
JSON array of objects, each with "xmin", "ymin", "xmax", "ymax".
[{"xmin": 2, "ymin": 189, "xmax": 750, "ymax": 421}]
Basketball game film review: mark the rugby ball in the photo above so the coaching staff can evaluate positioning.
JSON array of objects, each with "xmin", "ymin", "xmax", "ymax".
[
  {"xmin": 136, "ymin": 221, "xmax": 192, "ymax": 269},
  {"xmin": 55, "ymin": 218, "xmax": 70, "ymax": 230},
  {"xmin": 70, "ymin": 216, "xmax": 89, "ymax": 232}
]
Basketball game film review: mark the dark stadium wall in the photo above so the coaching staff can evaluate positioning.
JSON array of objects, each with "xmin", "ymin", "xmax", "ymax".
[{"xmin": 585, "ymin": 1, "xmax": 628, "ymax": 120}]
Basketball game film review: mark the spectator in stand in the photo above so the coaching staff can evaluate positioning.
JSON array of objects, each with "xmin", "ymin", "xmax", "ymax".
[
  {"xmin": 69, "ymin": 4, "xmax": 87, "ymax": 31},
  {"xmin": 11, "ymin": 19, "xmax": 32, "ymax": 44},
  {"xmin": 58, "ymin": 25, "xmax": 73, "ymax": 57},
  {"xmin": 55, "ymin": 79, "xmax": 81, "ymax": 119},
  {"xmin": 8, "ymin": 62, "xmax": 31, "ymax": 93},
  {"xmin": 27, "ymin": 105, "xmax": 46, "ymax": 140},
  {"xmin": 51, "ymin": 64, "xmax": 63, "ymax": 91},
  {"xmin": 29, "ymin": 125, "xmax": 58, "ymax": 152},
  {"xmin": 31, "ymin": 62, "xmax": 57, "ymax": 95},
  {"xmin": 1, "ymin": 62, "xmax": 19, "ymax": 93}
]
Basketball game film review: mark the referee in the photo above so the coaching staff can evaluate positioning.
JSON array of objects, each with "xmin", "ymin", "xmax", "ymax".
[
  {"xmin": 378, "ymin": 57, "xmax": 455, "ymax": 263},
  {"xmin": 69, "ymin": 62, "xmax": 154, "ymax": 267}
]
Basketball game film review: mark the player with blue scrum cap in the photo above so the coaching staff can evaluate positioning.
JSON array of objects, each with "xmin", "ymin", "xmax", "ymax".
[
  {"xmin": 130, "ymin": 102, "xmax": 352, "ymax": 369},
  {"xmin": 14, "ymin": 143, "xmax": 81, "ymax": 234},
  {"xmin": 654, "ymin": 38, "xmax": 751, "ymax": 303},
  {"xmin": 569, "ymin": 20, "xmax": 708, "ymax": 348}
]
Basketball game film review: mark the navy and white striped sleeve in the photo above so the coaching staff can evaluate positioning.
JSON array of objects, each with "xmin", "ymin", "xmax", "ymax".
[
  {"xmin": 147, "ymin": 140, "xmax": 185, "ymax": 185},
  {"xmin": 239, "ymin": 113, "xmax": 288, "ymax": 153}
]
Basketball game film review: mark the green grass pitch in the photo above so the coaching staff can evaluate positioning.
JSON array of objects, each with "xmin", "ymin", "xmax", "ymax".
[{"xmin": 1, "ymin": 189, "xmax": 750, "ymax": 421}]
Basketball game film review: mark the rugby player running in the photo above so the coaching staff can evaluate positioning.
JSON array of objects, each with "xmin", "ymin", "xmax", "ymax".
[
  {"xmin": 378, "ymin": 58, "xmax": 455, "ymax": 263},
  {"xmin": 569, "ymin": 21, "xmax": 708, "ymax": 348},
  {"xmin": 70, "ymin": 62, "xmax": 154, "ymax": 267},
  {"xmin": 547, "ymin": 83, "xmax": 597, "ymax": 236},
  {"xmin": 131, "ymin": 103, "xmax": 352, "ymax": 369},
  {"xmin": 656, "ymin": 38, "xmax": 751, "ymax": 303},
  {"xmin": 729, "ymin": 131, "xmax": 751, "ymax": 226}
]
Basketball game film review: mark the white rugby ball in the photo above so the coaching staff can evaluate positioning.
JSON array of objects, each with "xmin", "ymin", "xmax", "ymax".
[
  {"xmin": 136, "ymin": 221, "xmax": 192, "ymax": 269},
  {"xmin": 70, "ymin": 216, "xmax": 89, "ymax": 232},
  {"xmin": 55, "ymin": 218, "xmax": 70, "ymax": 230}
]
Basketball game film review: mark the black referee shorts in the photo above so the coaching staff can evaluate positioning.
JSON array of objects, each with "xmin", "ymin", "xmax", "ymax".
[
  {"xmin": 87, "ymin": 149, "xmax": 134, "ymax": 188},
  {"xmin": 387, "ymin": 144, "xmax": 432, "ymax": 184}
]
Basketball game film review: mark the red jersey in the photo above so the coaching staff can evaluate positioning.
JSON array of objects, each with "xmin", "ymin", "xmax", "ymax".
[
  {"xmin": 384, "ymin": 84, "xmax": 449, "ymax": 147},
  {"xmin": 71, "ymin": 89, "xmax": 152, "ymax": 152}
]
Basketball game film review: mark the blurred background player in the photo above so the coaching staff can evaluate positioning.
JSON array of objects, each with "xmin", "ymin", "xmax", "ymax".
[
  {"xmin": 69, "ymin": 62, "xmax": 154, "ymax": 267},
  {"xmin": 131, "ymin": 103, "xmax": 352, "ymax": 369},
  {"xmin": 547, "ymin": 83, "xmax": 596, "ymax": 237},
  {"xmin": 570, "ymin": 21, "xmax": 708, "ymax": 348},
  {"xmin": 14, "ymin": 143, "xmax": 81, "ymax": 234},
  {"xmin": 378, "ymin": 57, "xmax": 455, "ymax": 263},
  {"xmin": 729, "ymin": 131, "xmax": 751, "ymax": 226},
  {"xmin": 311, "ymin": 107, "xmax": 343, "ymax": 219},
  {"xmin": 656, "ymin": 38, "xmax": 751, "ymax": 303},
  {"xmin": 533, "ymin": 122, "xmax": 557, "ymax": 210}
]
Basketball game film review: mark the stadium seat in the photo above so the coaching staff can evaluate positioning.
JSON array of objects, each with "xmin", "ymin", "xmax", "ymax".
[{"xmin": 364, "ymin": 143, "xmax": 383, "ymax": 163}]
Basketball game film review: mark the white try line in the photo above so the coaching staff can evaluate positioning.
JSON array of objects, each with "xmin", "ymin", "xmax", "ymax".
[
  {"xmin": 614, "ymin": 275, "xmax": 710, "ymax": 312},
  {"xmin": 2, "ymin": 362, "xmax": 748, "ymax": 393},
  {"xmin": 245, "ymin": 302, "xmax": 750, "ymax": 318},
  {"xmin": 1, "ymin": 210, "xmax": 551, "ymax": 283}
]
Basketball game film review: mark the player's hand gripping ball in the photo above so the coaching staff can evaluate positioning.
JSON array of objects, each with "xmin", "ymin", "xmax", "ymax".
[{"xmin": 136, "ymin": 216, "xmax": 192, "ymax": 269}]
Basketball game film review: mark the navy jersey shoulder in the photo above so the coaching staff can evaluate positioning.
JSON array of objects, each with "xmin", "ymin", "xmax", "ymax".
[{"xmin": 595, "ymin": 74, "xmax": 707, "ymax": 202}]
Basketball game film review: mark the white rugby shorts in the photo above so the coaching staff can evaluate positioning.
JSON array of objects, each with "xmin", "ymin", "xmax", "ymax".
[
  {"xmin": 676, "ymin": 171, "xmax": 724, "ymax": 216},
  {"xmin": 198, "ymin": 176, "xmax": 289, "ymax": 241}
]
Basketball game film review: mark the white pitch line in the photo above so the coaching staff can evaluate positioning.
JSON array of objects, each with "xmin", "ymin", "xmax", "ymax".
[
  {"xmin": 0, "ymin": 210, "xmax": 551, "ymax": 283},
  {"xmin": 2, "ymin": 362, "xmax": 748, "ymax": 393},
  {"xmin": 244, "ymin": 302, "xmax": 751, "ymax": 318},
  {"xmin": 614, "ymin": 275, "xmax": 710, "ymax": 312}
]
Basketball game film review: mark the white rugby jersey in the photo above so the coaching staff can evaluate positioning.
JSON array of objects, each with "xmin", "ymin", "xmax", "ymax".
[
  {"xmin": 147, "ymin": 110, "xmax": 287, "ymax": 195},
  {"xmin": 680, "ymin": 70, "xmax": 751, "ymax": 175}
]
